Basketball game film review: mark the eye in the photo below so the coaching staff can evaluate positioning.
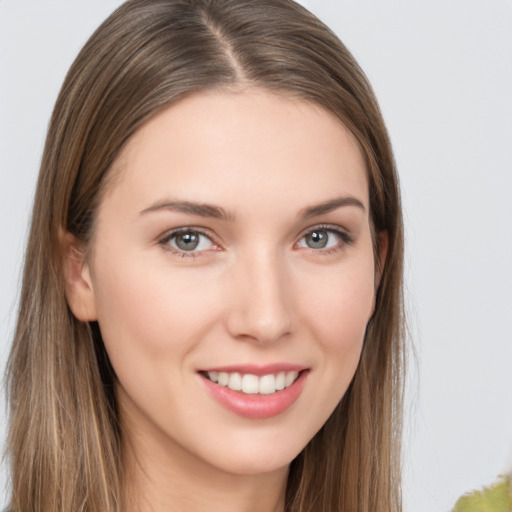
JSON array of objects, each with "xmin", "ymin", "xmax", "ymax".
[
  {"xmin": 296, "ymin": 226, "xmax": 352, "ymax": 251},
  {"xmin": 161, "ymin": 229, "xmax": 216, "ymax": 254}
]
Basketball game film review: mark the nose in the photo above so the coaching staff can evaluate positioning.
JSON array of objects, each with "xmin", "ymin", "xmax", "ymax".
[{"xmin": 225, "ymin": 249, "xmax": 293, "ymax": 344}]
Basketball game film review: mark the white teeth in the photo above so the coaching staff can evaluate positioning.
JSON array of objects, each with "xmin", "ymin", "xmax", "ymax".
[
  {"xmin": 218, "ymin": 372, "xmax": 229, "ymax": 386},
  {"xmin": 285, "ymin": 371, "xmax": 299, "ymax": 387},
  {"xmin": 275, "ymin": 371, "xmax": 286, "ymax": 391},
  {"xmin": 207, "ymin": 371, "xmax": 219, "ymax": 383},
  {"xmin": 228, "ymin": 372, "xmax": 242, "ymax": 391},
  {"xmin": 205, "ymin": 370, "xmax": 301, "ymax": 395},
  {"xmin": 259, "ymin": 374, "xmax": 276, "ymax": 394},
  {"xmin": 241, "ymin": 374, "xmax": 259, "ymax": 394}
]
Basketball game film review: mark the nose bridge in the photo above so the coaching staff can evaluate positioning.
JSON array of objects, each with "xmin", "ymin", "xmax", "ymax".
[{"xmin": 227, "ymin": 246, "xmax": 292, "ymax": 343}]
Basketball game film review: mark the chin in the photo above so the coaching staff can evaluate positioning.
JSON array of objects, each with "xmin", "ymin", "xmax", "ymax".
[{"xmin": 199, "ymin": 435, "xmax": 306, "ymax": 477}]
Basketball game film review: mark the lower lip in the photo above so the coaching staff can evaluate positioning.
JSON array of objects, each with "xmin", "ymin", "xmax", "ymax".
[{"xmin": 199, "ymin": 371, "xmax": 309, "ymax": 419}]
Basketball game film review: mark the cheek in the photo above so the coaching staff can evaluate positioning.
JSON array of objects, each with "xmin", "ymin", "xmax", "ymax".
[
  {"xmin": 91, "ymin": 254, "xmax": 222, "ymax": 363},
  {"xmin": 298, "ymin": 256, "xmax": 375, "ymax": 395},
  {"xmin": 302, "ymin": 260, "xmax": 375, "ymax": 346}
]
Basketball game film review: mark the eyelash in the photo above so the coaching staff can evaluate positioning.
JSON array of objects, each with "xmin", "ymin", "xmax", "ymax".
[
  {"xmin": 158, "ymin": 224, "xmax": 354, "ymax": 258},
  {"xmin": 158, "ymin": 227, "xmax": 217, "ymax": 258},
  {"xmin": 296, "ymin": 224, "xmax": 354, "ymax": 255}
]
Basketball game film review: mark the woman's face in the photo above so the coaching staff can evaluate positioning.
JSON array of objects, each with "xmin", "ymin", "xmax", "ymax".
[{"xmin": 72, "ymin": 89, "xmax": 378, "ymax": 476}]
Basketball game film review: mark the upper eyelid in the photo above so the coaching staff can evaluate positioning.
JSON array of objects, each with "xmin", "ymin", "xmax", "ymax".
[
  {"xmin": 298, "ymin": 223, "xmax": 351, "ymax": 238},
  {"xmin": 295, "ymin": 224, "xmax": 354, "ymax": 249},
  {"xmin": 158, "ymin": 228, "xmax": 219, "ymax": 258},
  {"xmin": 159, "ymin": 226, "xmax": 216, "ymax": 242}
]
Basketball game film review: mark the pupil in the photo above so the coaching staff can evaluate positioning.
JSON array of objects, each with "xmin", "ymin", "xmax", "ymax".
[
  {"xmin": 177, "ymin": 232, "xmax": 199, "ymax": 250},
  {"xmin": 307, "ymin": 230, "xmax": 328, "ymax": 249}
]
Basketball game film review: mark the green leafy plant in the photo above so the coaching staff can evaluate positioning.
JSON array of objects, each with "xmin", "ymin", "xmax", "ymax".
[{"xmin": 453, "ymin": 476, "xmax": 512, "ymax": 512}]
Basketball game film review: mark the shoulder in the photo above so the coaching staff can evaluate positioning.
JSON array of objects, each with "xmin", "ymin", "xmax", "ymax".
[{"xmin": 453, "ymin": 475, "xmax": 512, "ymax": 512}]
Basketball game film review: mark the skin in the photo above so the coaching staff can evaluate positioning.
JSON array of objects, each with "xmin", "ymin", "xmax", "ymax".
[{"xmin": 66, "ymin": 88, "xmax": 382, "ymax": 512}]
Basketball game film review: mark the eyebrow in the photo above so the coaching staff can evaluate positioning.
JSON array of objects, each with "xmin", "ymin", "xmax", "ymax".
[
  {"xmin": 139, "ymin": 200, "xmax": 234, "ymax": 221},
  {"xmin": 299, "ymin": 196, "xmax": 366, "ymax": 219},
  {"xmin": 139, "ymin": 195, "xmax": 365, "ymax": 221}
]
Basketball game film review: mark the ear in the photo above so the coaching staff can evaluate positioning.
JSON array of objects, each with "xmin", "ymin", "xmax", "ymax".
[{"xmin": 61, "ymin": 232, "xmax": 98, "ymax": 322}]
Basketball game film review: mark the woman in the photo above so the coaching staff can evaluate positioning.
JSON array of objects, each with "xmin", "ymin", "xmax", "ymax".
[{"xmin": 5, "ymin": 0, "xmax": 405, "ymax": 511}]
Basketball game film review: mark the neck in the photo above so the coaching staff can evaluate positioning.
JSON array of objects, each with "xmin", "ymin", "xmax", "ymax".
[{"xmin": 122, "ymin": 426, "xmax": 288, "ymax": 512}]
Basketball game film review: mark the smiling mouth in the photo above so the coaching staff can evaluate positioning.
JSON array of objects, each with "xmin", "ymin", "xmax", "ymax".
[{"xmin": 201, "ymin": 370, "xmax": 302, "ymax": 395}]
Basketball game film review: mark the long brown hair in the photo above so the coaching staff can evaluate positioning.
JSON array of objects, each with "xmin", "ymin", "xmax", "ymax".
[{"xmin": 6, "ymin": 1, "xmax": 405, "ymax": 510}]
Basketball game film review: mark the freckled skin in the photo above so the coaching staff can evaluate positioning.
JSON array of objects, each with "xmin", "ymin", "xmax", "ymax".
[{"xmin": 73, "ymin": 89, "xmax": 378, "ymax": 510}]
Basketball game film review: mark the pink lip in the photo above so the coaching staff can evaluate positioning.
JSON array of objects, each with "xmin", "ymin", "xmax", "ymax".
[{"xmin": 198, "ymin": 368, "xmax": 309, "ymax": 419}]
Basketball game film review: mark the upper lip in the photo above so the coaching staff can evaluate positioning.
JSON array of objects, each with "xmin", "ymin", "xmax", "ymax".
[{"xmin": 198, "ymin": 363, "xmax": 309, "ymax": 376}]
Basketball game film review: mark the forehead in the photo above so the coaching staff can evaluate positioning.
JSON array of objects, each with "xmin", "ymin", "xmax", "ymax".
[{"xmin": 104, "ymin": 88, "xmax": 369, "ymax": 213}]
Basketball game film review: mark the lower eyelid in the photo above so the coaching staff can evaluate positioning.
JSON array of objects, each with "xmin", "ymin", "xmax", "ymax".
[{"xmin": 159, "ymin": 229, "xmax": 218, "ymax": 254}]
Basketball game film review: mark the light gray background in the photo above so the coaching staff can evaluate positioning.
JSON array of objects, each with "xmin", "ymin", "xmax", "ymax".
[{"xmin": 1, "ymin": 1, "xmax": 511, "ymax": 510}]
